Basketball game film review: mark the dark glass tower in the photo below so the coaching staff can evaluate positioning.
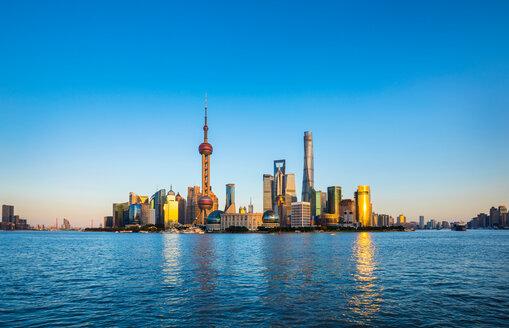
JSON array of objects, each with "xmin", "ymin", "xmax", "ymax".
[{"xmin": 302, "ymin": 131, "xmax": 314, "ymax": 202}]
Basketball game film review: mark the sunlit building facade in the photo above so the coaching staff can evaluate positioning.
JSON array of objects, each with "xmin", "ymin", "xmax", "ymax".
[
  {"xmin": 310, "ymin": 188, "xmax": 323, "ymax": 217},
  {"xmin": 327, "ymin": 186, "xmax": 342, "ymax": 215},
  {"xmin": 355, "ymin": 186, "xmax": 372, "ymax": 227},
  {"xmin": 225, "ymin": 184, "xmax": 236, "ymax": 213},
  {"xmin": 263, "ymin": 174, "xmax": 274, "ymax": 212},
  {"xmin": 164, "ymin": 193, "xmax": 179, "ymax": 228},
  {"xmin": 220, "ymin": 212, "xmax": 263, "ymax": 231},
  {"xmin": 291, "ymin": 201, "xmax": 311, "ymax": 227}
]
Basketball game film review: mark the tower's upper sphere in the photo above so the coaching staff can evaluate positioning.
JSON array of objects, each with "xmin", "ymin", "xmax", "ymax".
[
  {"xmin": 198, "ymin": 196, "xmax": 213, "ymax": 211},
  {"xmin": 199, "ymin": 142, "xmax": 213, "ymax": 155}
]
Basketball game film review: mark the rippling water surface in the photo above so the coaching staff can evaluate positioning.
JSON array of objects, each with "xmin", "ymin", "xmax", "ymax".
[{"xmin": 1, "ymin": 230, "xmax": 508, "ymax": 327}]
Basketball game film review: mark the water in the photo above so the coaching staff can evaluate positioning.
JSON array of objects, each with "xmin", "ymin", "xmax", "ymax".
[{"xmin": 0, "ymin": 230, "xmax": 508, "ymax": 327}]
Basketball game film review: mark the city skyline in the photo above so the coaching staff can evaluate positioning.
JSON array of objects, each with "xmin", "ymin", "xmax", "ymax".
[{"xmin": 1, "ymin": 1, "xmax": 509, "ymax": 227}]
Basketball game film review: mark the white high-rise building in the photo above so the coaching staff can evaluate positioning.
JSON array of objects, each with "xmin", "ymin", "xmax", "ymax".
[{"xmin": 291, "ymin": 202, "xmax": 311, "ymax": 227}]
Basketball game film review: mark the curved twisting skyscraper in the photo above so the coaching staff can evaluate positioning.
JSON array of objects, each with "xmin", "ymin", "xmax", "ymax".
[{"xmin": 302, "ymin": 131, "xmax": 314, "ymax": 202}]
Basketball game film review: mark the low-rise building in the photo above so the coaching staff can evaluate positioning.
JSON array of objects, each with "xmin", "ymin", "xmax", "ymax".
[{"xmin": 220, "ymin": 212, "xmax": 262, "ymax": 231}]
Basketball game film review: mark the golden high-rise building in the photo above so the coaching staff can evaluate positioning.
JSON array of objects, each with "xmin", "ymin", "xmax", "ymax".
[{"xmin": 355, "ymin": 185, "xmax": 372, "ymax": 227}]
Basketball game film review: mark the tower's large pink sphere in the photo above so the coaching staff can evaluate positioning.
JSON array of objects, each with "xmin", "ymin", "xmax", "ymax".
[
  {"xmin": 199, "ymin": 142, "xmax": 213, "ymax": 155},
  {"xmin": 198, "ymin": 196, "xmax": 213, "ymax": 210}
]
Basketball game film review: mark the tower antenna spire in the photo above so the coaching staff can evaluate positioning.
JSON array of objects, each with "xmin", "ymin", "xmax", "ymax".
[{"xmin": 204, "ymin": 93, "xmax": 208, "ymax": 141}]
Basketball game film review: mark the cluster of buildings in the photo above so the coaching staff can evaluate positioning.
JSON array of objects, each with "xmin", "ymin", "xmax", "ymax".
[
  {"xmin": 107, "ymin": 97, "xmax": 388, "ymax": 232},
  {"xmin": 1, "ymin": 205, "xmax": 30, "ymax": 230},
  {"xmin": 468, "ymin": 206, "xmax": 508, "ymax": 229}
]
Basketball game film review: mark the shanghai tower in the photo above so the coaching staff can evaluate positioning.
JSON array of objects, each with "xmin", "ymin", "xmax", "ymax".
[{"xmin": 301, "ymin": 131, "xmax": 314, "ymax": 202}]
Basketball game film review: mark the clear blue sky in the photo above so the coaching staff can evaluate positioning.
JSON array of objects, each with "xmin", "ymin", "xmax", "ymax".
[{"xmin": 1, "ymin": 0, "xmax": 508, "ymax": 227}]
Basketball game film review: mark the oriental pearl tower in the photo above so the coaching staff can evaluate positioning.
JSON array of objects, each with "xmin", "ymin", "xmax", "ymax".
[{"xmin": 195, "ymin": 95, "xmax": 214, "ymax": 225}]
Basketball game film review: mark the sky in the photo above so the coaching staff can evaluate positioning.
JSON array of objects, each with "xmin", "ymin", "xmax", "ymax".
[{"xmin": 0, "ymin": 0, "xmax": 508, "ymax": 227}]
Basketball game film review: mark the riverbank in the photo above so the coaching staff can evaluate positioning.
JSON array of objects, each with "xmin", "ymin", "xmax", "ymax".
[{"xmin": 83, "ymin": 225, "xmax": 406, "ymax": 233}]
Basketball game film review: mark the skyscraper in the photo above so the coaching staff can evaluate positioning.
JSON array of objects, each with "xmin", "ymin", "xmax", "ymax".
[
  {"xmin": 274, "ymin": 160, "xmax": 286, "ymax": 199},
  {"xmin": 355, "ymin": 185, "xmax": 372, "ymax": 227},
  {"xmin": 302, "ymin": 131, "xmax": 314, "ymax": 202},
  {"xmin": 176, "ymin": 193, "xmax": 186, "ymax": 225},
  {"xmin": 285, "ymin": 173, "xmax": 297, "ymax": 202},
  {"xmin": 150, "ymin": 189, "xmax": 166, "ymax": 226},
  {"xmin": 225, "ymin": 184, "xmax": 236, "ymax": 213},
  {"xmin": 2, "ymin": 205, "xmax": 14, "ymax": 223},
  {"xmin": 498, "ymin": 206, "xmax": 507, "ymax": 227},
  {"xmin": 419, "ymin": 216, "xmax": 425, "ymax": 229},
  {"xmin": 291, "ymin": 201, "xmax": 311, "ymax": 227},
  {"xmin": 164, "ymin": 192, "xmax": 179, "ymax": 228},
  {"xmin": 186, "ymin": 186, "xmax": 200, "ymax": 225},
  {"xmin": 489, "ymin": 206, "xmax": 498, "ymax": 227},
  {"xmin": 310, "ymin": 188, "xmax": 322, "ymax": 217},
  {"xmin": 263, "ymin": 174, "xmax": 274, "ymax": 212},
  {"xmin": 113, "ymin": 202, "xmax": 129, "ymax": 228},
  {"xmin": 327, "ymin": 186, "xmax": 342, "ymax": 216}
]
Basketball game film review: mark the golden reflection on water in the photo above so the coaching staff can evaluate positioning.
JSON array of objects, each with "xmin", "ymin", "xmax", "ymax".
[
  {"xmin": 162, "ymin": 235, "xmax": 181, "ymax": 285},
  {"xmin": 349, "ymin": 232, "xmax": 381, "ymax": 322}
]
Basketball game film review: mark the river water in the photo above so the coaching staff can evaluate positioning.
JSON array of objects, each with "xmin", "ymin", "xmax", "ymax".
[{"xmin": 1, "ymin": 230, "xmax": 508, "ymax": 327}]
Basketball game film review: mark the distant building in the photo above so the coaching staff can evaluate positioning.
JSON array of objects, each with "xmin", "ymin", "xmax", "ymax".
[
  {"xmin": 129, "ymin": 204, "xmax": 142, "ymax": 225},
  {"xmin": 164, "ymin": 192, "xmax": 178, "ymax": 228},
  {"xmin": 264, "ymin": 160, "xmax": 296, "ymax": 227},
  {"xmin": 225, "ymin": 184, "xmax": 236, "ymax": 213},
  {"xmin": 186, "ymin": 186, "xmax": 201, "ymax": 225},
  {"xmin": 327, "ymin": 186, "xmax": 342, "ymax": 216},
  {"xmin": 2, "ymin": 205, "xmax": 14, "ymax": 223},
  {"xmin": 129, "ymin": 192, "xmax": 149, "ymax": 206},
  {"xmin": 340, "ymin": 199, "xmax": 355, "ymax": 222},
  {"xmin": 206, "ymin": 210, "xmax": 224, "ymax": 231},
  {"xmin": 499, "ymin": 206, "xmax": 508, "ymax": 227},
  {"xmin": 263, "ymin": 174, "xmax": 274, "ymax": 212},
  {"xmin": 355, "ymin": 186, "xmax": 372, "ymax": 227},
  {"xmin": 397, "ymin": 215, "xmax": 406, "ymax": 225},
  {"xmin": 220, "ymin": 212, "xmax": 263, "ymax": 231},
  {"xmin": 262, "ymin": 210, "xmax": 280, "ymax": 228},
  {"xmin": 113, "ymin": 202, "xmax": 129, "ymax": 228},
  {"xmin": 141, "ymin": 203, "xmax": 151, "ymax": 225},
  {"xmin": 489, "ymin": 206, "xmax": 498, "ymax": 227},
  {"xmin": 150, "ymin": 189, "xmax": 167, "ymax": 226},
  {"xmin": 61, "ymin": 218, "xmax": 71, "ymax": 230},
  {"xmin": 291, "ymin": 202, "xmax": 311, "ymax": 228},
  {"xmin": 104, "ymin": 216, "xmax": 113, "ymax": 228},
  {"xmin": 302, "ymin": 131, "xmax": 314, "ymax": 202},
  {"xmin": 419, "ymin": 216, "xmax": 425, "ymax": 229},
  {"xmin": 248, "ymin": 203, "xmax": 254, "ymax": 214},
  {"xmin": 317, "ymin": 213, "xmax": 339, "ymax": 226},
  {"xmin": 176, "ymin": 193, "xmax": 186, "ymax": 225},
  {"xmin": 310, "ymin": 188, "xmax": 323, "ymax": 217},
  {"xmin": 374, "ymin": 213, "xmax": 390, "ymax": 227}
]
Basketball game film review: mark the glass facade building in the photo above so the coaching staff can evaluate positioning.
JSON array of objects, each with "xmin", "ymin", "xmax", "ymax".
[
  {"xmin": 327, "ymin": 186, "xmax": 342, "ymax": 216},
  {"xmin": 302, "ymin": 131, "xmax": 314, "ymax": 202},
  {"xmin": 355, "ymin": 186, "xmax": 372, "ymax": 227},
  {"xmin": 225, "ymin": 184, "xmax": 235, "ymax": 212},
  {"xmin": 129, "ymin": 204, "xmax": 142, "ymax": 225}
]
